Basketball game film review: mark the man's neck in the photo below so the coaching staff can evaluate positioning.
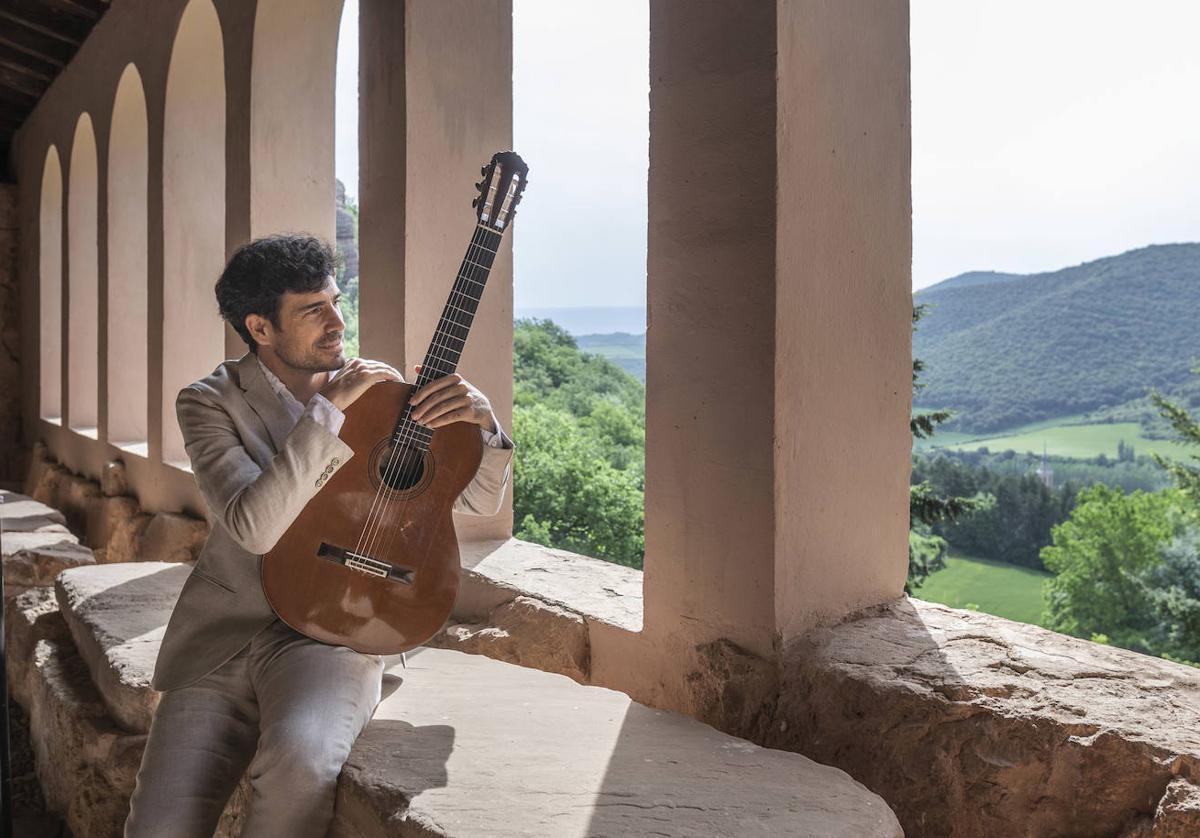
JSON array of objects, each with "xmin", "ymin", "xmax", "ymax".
[{"xmin": 256, "ymin": 350, "xmax": 330, "ymax": 405}]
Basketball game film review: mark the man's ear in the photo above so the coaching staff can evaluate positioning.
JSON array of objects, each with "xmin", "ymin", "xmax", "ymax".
[{"xmin": 245, "ymin": 313, "xmax": 273, "ymax": 349}]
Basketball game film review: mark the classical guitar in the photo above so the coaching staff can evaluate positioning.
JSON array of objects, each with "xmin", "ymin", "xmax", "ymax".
[{"xmin": 261, "ymin": 151, "xmax": 528, "ymax": 655}]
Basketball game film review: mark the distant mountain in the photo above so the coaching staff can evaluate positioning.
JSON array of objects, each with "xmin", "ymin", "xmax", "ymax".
[
  {"xmin": 912, "ymin": 243, "xmax": 1200, "ymax": 434},
  {"xmin": 576, "ymin": 332, "xmax": 645, "ymax": 382},
  {"xmin": 515, "ymin": 306, "xmax": 645, "ymax": 336}
]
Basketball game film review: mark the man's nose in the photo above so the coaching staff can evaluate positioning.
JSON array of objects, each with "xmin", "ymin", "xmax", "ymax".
[{"xmin": 326, "ymin": 303, "xmax": 345, "ymax": 330}]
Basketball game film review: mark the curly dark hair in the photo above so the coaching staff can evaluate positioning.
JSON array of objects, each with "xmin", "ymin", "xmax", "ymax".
[{"xmin": 215, "ymin": 233, "xmax": 342, "ymax": 353}]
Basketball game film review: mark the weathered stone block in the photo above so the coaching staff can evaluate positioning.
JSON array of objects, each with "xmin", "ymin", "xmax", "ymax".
[
  {"xmin": 100, "ymin": 460, "xmax": 128, "ymax": 498},
  {"xmin": 0, "ymin": 489, "xmax": 68, "ymax": 532},
  {"xmin": 429, "ymin": 595, "xmax": 589, "ymax": 682},
  {"xmin": 102, "ymin": 511, "xmax": 152, "ymax": 565},
  {"xmin": 4, "ymin": 540, "xmax": 95, "ymax": 588},
  {"xmin": 4, "ymin": 587, "xmax": 71, "ymax": 708},
  {"xmin": 768, "ymin": 597, "xmax": 1200, "ymax": 838},
  {"xmin": 56, "ymin": 563, "xmax": 188, "ymax": 734},
  {"xmin": 57, "ymin": 473, "xmax": 101, "ymax": 536},
  {"xmin": 139, "ymin": 512, "xmax": 208, "ymax": 563},
  {"xmin": 26, "ymin": 451, "xmax": 67, "ymax": 510},
  {"xmin": 26, "ymin": 636, "xmax": 145, "ymax": 837},
  {"xmin": 84, "ymin": 494, "xmax": 140, "ymax": 552}
]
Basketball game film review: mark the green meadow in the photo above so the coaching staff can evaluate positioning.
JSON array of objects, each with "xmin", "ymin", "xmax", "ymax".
[
  {"xmin": 912, "ymin": 553, "xmax": 1051, "ymax": 628},
  {"xmin": 914, "ymin": 415, "xmax": 1194, "ymax": 461}
]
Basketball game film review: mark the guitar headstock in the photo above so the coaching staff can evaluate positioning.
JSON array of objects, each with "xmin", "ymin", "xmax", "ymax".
[{"xmin": 473, "ymin": 151, "xmax": 528, "ymax": 232}]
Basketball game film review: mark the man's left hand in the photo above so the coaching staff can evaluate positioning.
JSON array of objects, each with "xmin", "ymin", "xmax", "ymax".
[{"xmin": 408, "ymin": 364, "xmax": 495, "ymax": 430}]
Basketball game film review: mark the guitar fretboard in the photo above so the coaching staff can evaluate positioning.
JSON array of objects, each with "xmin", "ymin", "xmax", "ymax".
[{"xmin": 392, "ymin": 225, "xmax": 504, "ymax": 450}]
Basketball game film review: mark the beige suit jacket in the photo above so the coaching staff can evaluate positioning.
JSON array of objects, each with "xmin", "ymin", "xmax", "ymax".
[{"xmin": 152, "ymin": 353, "xmax": 515, "ymax": 692}]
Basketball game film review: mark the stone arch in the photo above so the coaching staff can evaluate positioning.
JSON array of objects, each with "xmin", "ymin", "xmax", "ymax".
[
  {"xmin": 40, "ymin": 146, "xmax": 63, "ymax": 422},
  {"xmin": 250, "ymin": 0, "xmax": 344, "ymax": 241},
  {"xmin": 68, "ymin": 112, "xmax": 99, "ymax": 436},
  {"xmin": 107, "ymin": 63, "xmax": 149, "ymax": 452},
  {"xmin": 162, "ymin": 0, "xmax": 226, "ymax": 465}
]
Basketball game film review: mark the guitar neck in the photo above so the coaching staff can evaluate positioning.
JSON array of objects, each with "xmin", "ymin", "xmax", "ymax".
[{"xmin": 393, "ymin": 225, "xmax": 504, "ymax": 446}]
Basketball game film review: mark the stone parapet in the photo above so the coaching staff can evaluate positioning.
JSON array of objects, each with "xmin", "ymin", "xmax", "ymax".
[{"xmin": 768, "ymin": 597, "xmax": 1200, "ymax": 837}]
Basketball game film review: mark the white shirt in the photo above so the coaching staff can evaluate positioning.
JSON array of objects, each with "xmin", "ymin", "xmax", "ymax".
[{"xmin": 256, "ymin": 356, "xmax": 509, "ymax": 447}]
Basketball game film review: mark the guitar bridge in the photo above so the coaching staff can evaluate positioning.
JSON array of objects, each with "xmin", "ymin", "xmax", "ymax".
[{"xmin": 317, "ymin": 542, "xmax": 415, "ymax": 585}]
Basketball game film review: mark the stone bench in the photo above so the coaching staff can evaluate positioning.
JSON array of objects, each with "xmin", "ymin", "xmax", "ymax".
[
  {"xmin": 29, "ymin": 563, "xmax": 902, "ymax": 837},
  {"xmin": 1, "ymin": 489, "xmax": 94, "ymax": 598}
]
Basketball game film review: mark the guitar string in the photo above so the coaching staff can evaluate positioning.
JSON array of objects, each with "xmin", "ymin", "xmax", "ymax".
[
  {"xmin": 356, "ymin": 228, "xmax": 496, "ymax": 569},
  {"xmin": 355, "ymin": 172, "xmax": 516, "ymax": 574},
  {"xmin": 350, "ymin": 224, "xmax": 492, "ymax": 566},
  {"xmin": 366, "ymin": 227, "xmax": 501, "ymax": 568},
  {"xmin": 353, "ymin": 224, "xmax": 499, "ymax": 568},
  {"xmin": 361, "ymin": 225, "xmax": 499, "ymax": 567}
]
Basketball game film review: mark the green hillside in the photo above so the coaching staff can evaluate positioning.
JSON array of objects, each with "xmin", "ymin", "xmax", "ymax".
[
  {"xmin": 576, "ymin": 332, "xmax": 646, "ymax": 382},
  {"xmin": 913, "ymin": 243, "xmax": 1200, "ymax": 434},
  {"xmin": 912, "ymin": 553, "xmax": 1050, "ymax": 628}
]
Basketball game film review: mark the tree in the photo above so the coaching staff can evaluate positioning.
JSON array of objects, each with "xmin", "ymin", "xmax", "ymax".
[
  {"xmin": 1149, "ymin": 371, "xmax": 1200, "ymax": 515},
  {"xmin": 1041, "ymin": 483, "xmax": 1186, "ymax": 652},
  {"xmin": 511, "ymin": 319, "xmax": 646, "ymax": 567},
  {"xmin": 909, "ymin": 303, "xmax": 979, "ymax": 592}
]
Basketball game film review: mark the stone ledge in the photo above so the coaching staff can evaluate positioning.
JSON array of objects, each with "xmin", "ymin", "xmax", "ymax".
[
  {"xmin": 0, "ymin": 489, "xmax": 68, "ymax": 532},
  {"xmin": 460, "ymin": 538, "xmax": 642, "ymax": 632},
  {"xmin": 767, "ymin": 596, "xmax": 1200, "ymax": 838},
  {"xmin": 441, "ymin": 538, "xmax": 642, "ymax": 682},
  {"xmin": 55, "ymin": 563, "xmax": 190, "ymax": 733},
  {"xmin": 333, "ymin": 648, "xmax": 901, "ymax": 838}
]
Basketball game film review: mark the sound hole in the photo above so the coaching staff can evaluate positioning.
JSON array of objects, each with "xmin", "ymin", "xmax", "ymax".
[{"xmin": 377, "ymin": 443, "xmax": 427, "ymax": 492}]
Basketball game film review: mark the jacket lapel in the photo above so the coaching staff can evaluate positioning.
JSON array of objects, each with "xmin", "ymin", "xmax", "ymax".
[{"xmin": 234, "ymin": 353, "xmax": 293, "ymax": 455}]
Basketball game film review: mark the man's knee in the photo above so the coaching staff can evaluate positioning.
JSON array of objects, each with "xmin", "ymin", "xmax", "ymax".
[{"xmin": 252, "ymin": 722, "xmax": 358, "ymax": 792}]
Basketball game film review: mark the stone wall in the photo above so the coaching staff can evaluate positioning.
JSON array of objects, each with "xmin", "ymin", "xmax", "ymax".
[
  {"xmin": 0, "ymin": 183, "xmax": 22, "ymax": 486},
  {"xmin": 24, "ymin": 441, "xmax": 208, "ymax": 564}
]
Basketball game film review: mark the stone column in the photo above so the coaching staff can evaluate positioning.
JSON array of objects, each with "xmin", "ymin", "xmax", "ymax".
[
  {"xmin": 643, "ymin": 0, "xmax": 911, "ymax": 669},
  {"xmin": 0, "ymin": 184, "xmax": 22, "ymax": 484},
  {"xmin": 359, "ymin": 0, "xmax": 514, "ymax": 543}
]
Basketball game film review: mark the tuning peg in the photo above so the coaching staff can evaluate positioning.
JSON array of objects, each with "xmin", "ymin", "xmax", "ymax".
[
  {"xmin": 480, "ymin": 166, "xmax": 487, "ymax": 176},
  {"xmin": 472, "ymin": 198, "xmax": 478, "ymax": 208},
  {"xmin": 475, "ymin": 181, "xmax": 482, "ymax": 190}
]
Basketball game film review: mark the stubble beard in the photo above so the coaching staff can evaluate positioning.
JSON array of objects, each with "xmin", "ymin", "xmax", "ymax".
[{"xmin": 275, "ymin": 332, "xmax": 346, "ymax": 373}]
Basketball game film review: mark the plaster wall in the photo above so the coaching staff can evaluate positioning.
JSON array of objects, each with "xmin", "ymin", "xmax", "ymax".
[{"xmin": 773, "ymin": 0, "xmax": 912, "ymax": 639}]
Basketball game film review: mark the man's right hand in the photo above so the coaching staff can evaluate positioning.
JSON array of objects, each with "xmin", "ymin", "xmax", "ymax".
[{"xmin": 319, "ymin": 358, "xmax": 405, "ymax": 411}]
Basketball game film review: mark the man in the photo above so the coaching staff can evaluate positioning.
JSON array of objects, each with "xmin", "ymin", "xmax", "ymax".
[{"xmin": 125, "ymin": 234, "xmax": 514, "ymax": 837}]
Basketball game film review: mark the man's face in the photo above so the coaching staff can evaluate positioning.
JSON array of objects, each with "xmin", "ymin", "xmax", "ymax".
[{"xmin": 267, "ymin": 275, "xmax": 347, "ymax": 372}]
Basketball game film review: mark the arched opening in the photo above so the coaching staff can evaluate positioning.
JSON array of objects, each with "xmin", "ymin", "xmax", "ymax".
[
  {"xmin": 107, "ymin": 64, "xmax": 149, "ymax": 454},
  {"xmin": 68, "ymin": 112, "xmax": 98, "ymax": 437},
  {"xmin": 162, "ymin": 0, "xmax": 226, "ymax": 465},
  {"xmin": 39, "ymin": 146, "xmax": 63, "ymax": 423}
]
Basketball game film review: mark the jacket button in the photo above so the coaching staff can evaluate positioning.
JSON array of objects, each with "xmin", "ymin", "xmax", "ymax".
[
  {"xmin": 331, "ymin": 457, "xmax": 341, "ymax": 465},
  {"xmin": 315, "ymin": 478, "xmax": 323, "ymax": 487}
]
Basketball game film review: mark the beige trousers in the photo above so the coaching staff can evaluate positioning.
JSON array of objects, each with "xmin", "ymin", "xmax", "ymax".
[{"xmin": 124, "ymin": 619, "xmax": 384, "ymax": 838}]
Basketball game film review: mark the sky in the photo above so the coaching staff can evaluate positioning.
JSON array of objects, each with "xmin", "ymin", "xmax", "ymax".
[{"xmin": 336, "ymin": 1, "xmax": 1200, "ymax": 303}]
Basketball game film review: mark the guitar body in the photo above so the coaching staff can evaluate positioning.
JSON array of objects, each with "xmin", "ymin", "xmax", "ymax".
[{"xmin": 261, "ymin": 380, "xmax": 484, "ymax": 655}]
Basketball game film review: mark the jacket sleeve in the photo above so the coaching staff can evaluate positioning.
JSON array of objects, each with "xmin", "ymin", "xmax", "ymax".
[
  {"xmin": 453, "ymin": 419, "xmax": 516, "ymax": 517},
  {"xmin": 176, "ymin": 385, "xmax": 355, "ymax": 555}
]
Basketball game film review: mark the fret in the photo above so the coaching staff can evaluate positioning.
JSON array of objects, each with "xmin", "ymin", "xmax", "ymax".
[{"xmin": 395, "ymin": 223, "xmax": 506, "ymax": 452}]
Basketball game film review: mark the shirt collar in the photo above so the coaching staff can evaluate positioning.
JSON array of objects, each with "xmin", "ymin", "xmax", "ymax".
[{"xmin": 255, "ymin": 354, "xmax": 342, "ymax": 411}]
